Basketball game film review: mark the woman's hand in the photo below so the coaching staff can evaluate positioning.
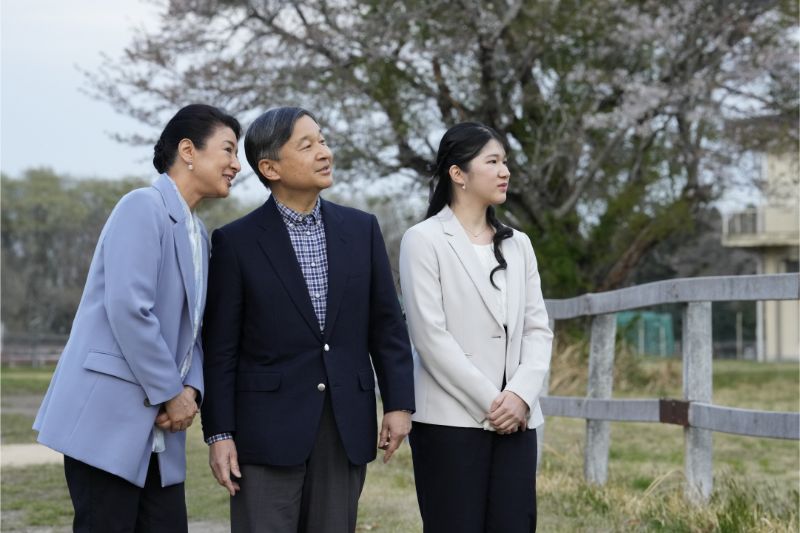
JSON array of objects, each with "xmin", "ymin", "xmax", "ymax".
[
  {"xmin": 487, "ymin": 391, "xmax": 529, "ymax": 434},
  {"xmin": 163, "ymin": 386, "xmax": 199, "ymax": 432}
]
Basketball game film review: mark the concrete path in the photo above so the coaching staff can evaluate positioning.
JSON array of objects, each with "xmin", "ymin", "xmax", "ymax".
[{"xmin": 1, "ymin": 442, "xmax": 63, "ymax": 467}]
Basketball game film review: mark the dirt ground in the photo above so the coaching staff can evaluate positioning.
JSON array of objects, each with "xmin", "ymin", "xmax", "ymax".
[{"xmin": 1, "ymin": 392, "xmax": 229, "ymax": 533}]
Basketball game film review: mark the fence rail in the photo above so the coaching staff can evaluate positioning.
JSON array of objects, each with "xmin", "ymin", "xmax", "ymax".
[
  {"xmin": 0, "ymin": 333, "xmax": 68, "ymax": 366},
  {"xmin": 545, "ymin": 273, "xmax": 799, "ymax": 319},
  {"xmin": 690, "ymin": 403, "xmax": 799, "ymax": 440},
  {"xmin": 540, "ymin": 273, "xmax": 800, "ymax": 503},
  {"xmin": 539, "ymin": 397, "xmax": 799, "ymax": 440}
]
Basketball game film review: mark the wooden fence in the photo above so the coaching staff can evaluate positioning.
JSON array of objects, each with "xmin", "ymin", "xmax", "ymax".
[
  {"xmin": 539, "ymin": 273, "xmax": 800, "ymax": 503},
  {"xmin": 0, "ymin": 333, "xmax": 68, "ymax": 367}
]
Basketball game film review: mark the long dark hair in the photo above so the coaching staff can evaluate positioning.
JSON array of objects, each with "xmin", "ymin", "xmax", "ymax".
[{"xmin": 426, "ymin": 122, "xmax": 513, "ymax": 288}]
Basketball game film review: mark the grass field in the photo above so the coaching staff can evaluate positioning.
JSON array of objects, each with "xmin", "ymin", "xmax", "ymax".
[{"xmin": 2, "ymin": 357, "xmax": 798, "ymax": 532}]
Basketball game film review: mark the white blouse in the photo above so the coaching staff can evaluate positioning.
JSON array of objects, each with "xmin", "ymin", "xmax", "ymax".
[{"xmin": 471, "ymin": 243, "xmax": 507, "ymax": 326}]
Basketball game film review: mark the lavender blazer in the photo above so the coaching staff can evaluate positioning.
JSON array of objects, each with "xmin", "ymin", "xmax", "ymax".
[{"xmin": 33, "ymin": 174, "xmax": 208, "ymax": 487}]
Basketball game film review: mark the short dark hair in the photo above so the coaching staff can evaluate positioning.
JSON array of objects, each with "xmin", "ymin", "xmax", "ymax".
[
  {"xmin": 153, "ymin": 104, "xmax": 241, "ymax": 174},
  {"xmin": 244, "ymin": 107, "xmax": 318, "ymax": 189}
]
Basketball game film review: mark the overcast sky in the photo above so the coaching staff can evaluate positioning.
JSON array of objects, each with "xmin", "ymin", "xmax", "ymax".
[{"xmin": 1, "ymin": 0, "xmax": 181, "ymax": 180}]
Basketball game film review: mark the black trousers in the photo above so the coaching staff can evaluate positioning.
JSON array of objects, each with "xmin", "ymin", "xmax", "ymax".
[
  {"xmin": 410, "ymin": 422, "xmax": 538, "ymax": 533},
  {"xmin": 63, "ymin": 453, "xmax": 188, "ymax": 533}
]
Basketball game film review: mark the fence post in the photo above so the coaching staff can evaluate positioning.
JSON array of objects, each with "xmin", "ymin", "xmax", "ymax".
[
  {"xmin": 683, "ymin": 302, "xmax": 713, "ymax": 502},
  {"xmin": 584, "ymin": 313, "xmax": 616, "ymax": 485}
]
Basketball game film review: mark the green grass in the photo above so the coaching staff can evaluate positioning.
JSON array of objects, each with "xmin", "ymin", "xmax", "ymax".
[
  {"xmin": 1, "ymin": 412, "xmax": 39, "ymax": 444},
  {"xmin": 2, "ymin": 359, "xmax": 798, "ymax": 531},
  {"xmin": 536, "ymin": 355, "xmax": 799, "ymax": 532},
  {"xmin": 1, "ymin": 365, "xmax": 55, "ymax": 445},
  {"xmin": 1, "ymin": 365, "xmax": 56, "ymax": 396},
  {"xmin": 1, "ymin": 463, "xmax": 73, "ymax": 529}
]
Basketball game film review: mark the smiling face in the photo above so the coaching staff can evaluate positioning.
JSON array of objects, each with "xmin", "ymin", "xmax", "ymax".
[
  {"xmin": 454, "ymin": 139, "xmax": 510, "ymax": 206},
  {"xmin": 262, "ymin": 115, "xmax": 333, "ymax": 193},
  {"xmin": 191, "ymin": 125, "xmax": 241, "ymax": 199}
]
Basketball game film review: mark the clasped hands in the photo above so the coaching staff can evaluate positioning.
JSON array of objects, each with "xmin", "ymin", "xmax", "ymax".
[
  {"xmin": 154, "ymin": 386, "xmax": 199, "ymax": 433},
  {"xmin": 486, "ymin": 390, "xmax": 529, "ymax": 435}
]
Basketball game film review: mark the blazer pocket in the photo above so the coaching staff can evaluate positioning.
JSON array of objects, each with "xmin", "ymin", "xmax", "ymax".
[
  {"xmin": 83, "ymin": 350, "xmax": 138, "ymax": 384},
  {"xmin": 237, "ymin": 372, "xmax": 281, "ymax": 392},
  {"xmin": 358, "ymin": 369, "xmax": 376, "ymax": 391}
]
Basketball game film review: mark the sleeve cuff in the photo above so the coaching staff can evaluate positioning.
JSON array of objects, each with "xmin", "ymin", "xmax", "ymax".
[{"xmin": 206, "ymin": 432, "xmax": 233, "ymax": 445}]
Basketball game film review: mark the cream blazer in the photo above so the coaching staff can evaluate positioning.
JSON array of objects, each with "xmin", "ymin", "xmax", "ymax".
[{"xmin": 399, "ymin": 206, "xmax": 553, "ymax": 429}]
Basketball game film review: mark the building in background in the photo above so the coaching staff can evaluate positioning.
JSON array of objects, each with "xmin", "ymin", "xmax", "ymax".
[
  {"xmin": 617, "ymin": 311, "xmax": 675, "ymax": 357},
  {"xmin": 722, "ymin": 151, "xmax": 800, "ymax": 361}
]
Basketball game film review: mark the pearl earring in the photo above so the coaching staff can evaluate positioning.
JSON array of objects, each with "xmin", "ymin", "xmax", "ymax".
[
  {"xmin": 188, "ymin": 162, "xmax": 194, "ymax": 171},
  {"xmin": 461, "ymin": 183, "xmax": 466, "ymax": 191}
]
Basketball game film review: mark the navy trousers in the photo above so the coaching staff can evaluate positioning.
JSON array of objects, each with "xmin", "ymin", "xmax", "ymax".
[
  {"xmin": 410, "ymin": 422, "xmax": 538, "ymax": 533},
  {"xmin": 64, "ymin": 453, "xmax": 187, "ymax": 533}
]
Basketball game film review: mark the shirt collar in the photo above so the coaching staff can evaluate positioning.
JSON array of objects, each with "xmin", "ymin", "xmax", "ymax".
[
  {"xmin": 164, "ymin": 173, "xmax": 195, "ymax": 219},
  {"xmin": 275, "ymin": 197, "xmax": 322, "ymax": 227}
]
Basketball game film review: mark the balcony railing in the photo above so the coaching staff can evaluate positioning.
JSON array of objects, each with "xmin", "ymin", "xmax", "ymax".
[{"xmin": 722, "ymin": 206, "xmax": 799, "ymax": 247}]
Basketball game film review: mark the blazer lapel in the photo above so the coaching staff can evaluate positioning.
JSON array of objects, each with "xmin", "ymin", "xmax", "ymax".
[
  {"xmin": 438, "ymin": 206, "xmax": 505, "ymax": 329},
  {"xmin": 321, "ymin": 200, "xmax": 350, "ymax": 338},
  {"xmin": 153, "ymin": 175, "xmax": 197, "ymax": 329},
  {"xmin": 256, "ymin": 197, "xmax": 323, "ymax": 340},
  {"xmin": 199, "ymin": 224, "xmax": 210, "ymax": 314}
]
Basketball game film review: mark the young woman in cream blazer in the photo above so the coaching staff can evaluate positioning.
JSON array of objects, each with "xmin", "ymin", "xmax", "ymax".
[{"xmin": 399, "ymin": 122, "xmax": 553, "ymax": 533}]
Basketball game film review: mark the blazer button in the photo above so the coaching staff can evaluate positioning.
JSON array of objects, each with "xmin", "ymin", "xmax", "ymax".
[
  {"xmin": 323, "ymin": 344, "xmax": 330, "ymax": 352},
  {"xmin": 317, "ymin": 383, "xmax": 326, "ymax": 392}
]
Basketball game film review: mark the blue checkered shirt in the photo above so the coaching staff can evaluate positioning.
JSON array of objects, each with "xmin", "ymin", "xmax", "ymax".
[
  {"xmin": 275, "ymin": 198, "xmax": 329, "ymax": 330},
  {"xmin": 207, "ymin": 197, "xmax": 329, "ymax": 446}
]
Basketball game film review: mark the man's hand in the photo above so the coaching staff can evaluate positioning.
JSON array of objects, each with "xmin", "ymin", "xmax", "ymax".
[
  {"xmin": 379, "ymin": 410, "xmax": 412, "ymax": 464},
  {"xmin": 209, "ymin": 439, "xmax": 241, "ymax": 496},
  {"xmin": 163, "ymin": 386, "xmax": 199, "ymax": 432},
  {"xmin": 487, "ymin": 391, "xmax": 529, "ymax": 435}
]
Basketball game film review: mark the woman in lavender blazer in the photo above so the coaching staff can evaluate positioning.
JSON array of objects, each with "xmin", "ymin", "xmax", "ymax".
[{"xmin": 33, "ymin": 104, "xmax": 241, "ymax": 532}]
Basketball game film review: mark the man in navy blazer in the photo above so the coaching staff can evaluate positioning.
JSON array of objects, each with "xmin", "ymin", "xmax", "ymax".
[{"xmin": 201, "ymin": 107, "xmax": 415, "ymax": 533}]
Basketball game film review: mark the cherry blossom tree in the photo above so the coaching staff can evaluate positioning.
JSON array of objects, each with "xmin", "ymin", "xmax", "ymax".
[{"xmin": 88, "ymin": 0, "xmax": 798, "ymax": 295}]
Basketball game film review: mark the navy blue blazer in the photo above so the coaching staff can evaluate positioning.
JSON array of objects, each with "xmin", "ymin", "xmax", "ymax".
[{"xmin": 201, "ymin": 196, "xmax": 414, "ymax": 466}]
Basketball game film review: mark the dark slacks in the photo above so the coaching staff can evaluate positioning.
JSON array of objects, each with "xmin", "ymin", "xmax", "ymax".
[
  {"xmin": 230, "ymin": 393, "xmax": 367, "ymax": 533},
  {"xmin": 63, "ymin": 453, "xmax": 188, "ymax": 533},
  {"xmin": 410, "ymin": 422, "xmax": 538, "ymax": 533}
]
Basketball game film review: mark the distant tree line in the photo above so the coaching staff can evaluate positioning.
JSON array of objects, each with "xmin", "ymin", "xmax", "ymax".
[
  {"xmin": 2, "ymin": 168, "xmax": 758, "ymax": 348},
  {"xmin": 1, "ymin": 169, "xmax": 254, "ymax": 338}
]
